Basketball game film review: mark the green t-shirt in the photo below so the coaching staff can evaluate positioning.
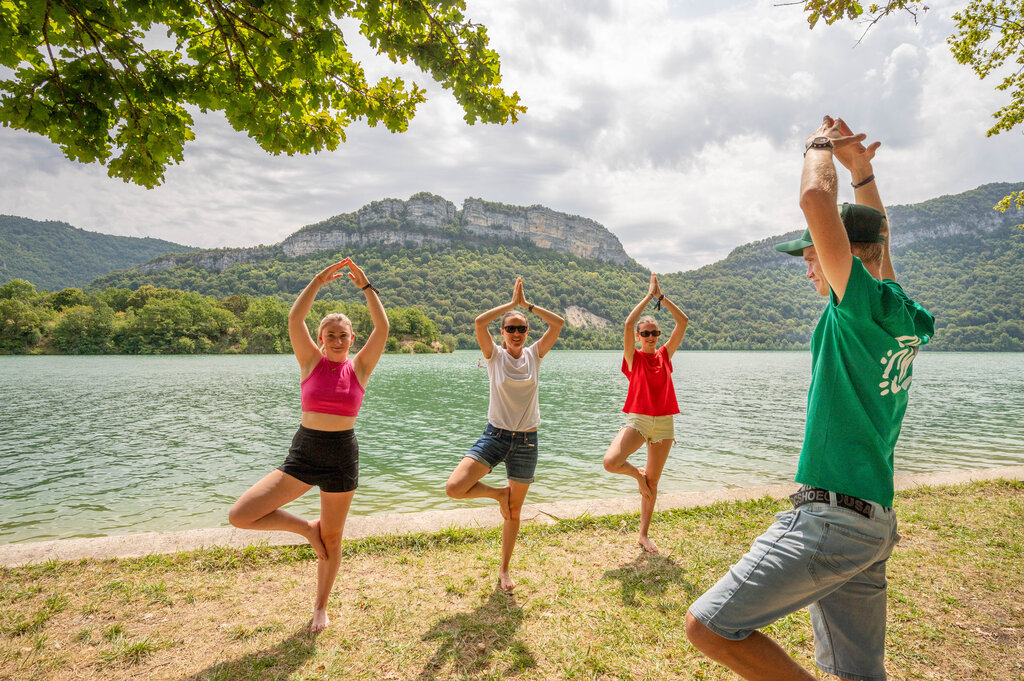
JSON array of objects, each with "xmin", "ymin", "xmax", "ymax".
[{"xmin": 795, "ymin": 258, "xmax": 935, "ymax": 506}]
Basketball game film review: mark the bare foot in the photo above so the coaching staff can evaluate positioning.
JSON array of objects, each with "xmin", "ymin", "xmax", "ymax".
[
  {"xmin": 499, "ymin": 570, "xmax": 516, "ymax": 593},
  {"xmin": 307, "ymin": 519, "xmax": 328, "ymax": 561},
  {"xmin": 635, "ymin": 468, "xmax": 653, "ymax": 499},
  {"xmin": 311, "ymin": 607, "xmax": 330, "ymax": 633},
  {"xmin": 497, "ymin": 486, "xmax": 512, "ymax": 521},
  {"xmin": 638, "ymin": 535, "xmax": 660, "ymax": 553}
]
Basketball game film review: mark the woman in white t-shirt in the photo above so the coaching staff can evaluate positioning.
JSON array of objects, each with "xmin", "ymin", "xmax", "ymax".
[{"xmin": 445, "ymin": 277, "xmax": 564, "ymax": 592}]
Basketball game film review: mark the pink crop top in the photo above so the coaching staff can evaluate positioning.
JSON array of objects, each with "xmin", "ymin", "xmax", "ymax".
[{"xmin": 300, "ymin": 356, "xmax": 365, "ymax": 417}]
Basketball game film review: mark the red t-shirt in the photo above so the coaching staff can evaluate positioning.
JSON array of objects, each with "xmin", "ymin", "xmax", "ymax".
[{"xmin": 621, "ymin": 345, "xmax": 679, "ymax": 416}]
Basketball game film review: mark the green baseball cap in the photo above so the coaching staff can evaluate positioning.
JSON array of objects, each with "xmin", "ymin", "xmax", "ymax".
[{"xmin": 775, "ymin": 203, "xmax": 888, "ymax": 256}]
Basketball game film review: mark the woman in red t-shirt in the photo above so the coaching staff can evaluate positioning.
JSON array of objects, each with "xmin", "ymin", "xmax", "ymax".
[{"xmin": 603, "ymin": 272, "xmax": 688, "ymax": 552}]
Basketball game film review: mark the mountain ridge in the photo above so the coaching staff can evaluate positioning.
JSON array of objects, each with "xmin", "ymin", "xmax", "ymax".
[
  {"xmin": 0, "ymin": 215, "xmax": 196, "ymax": 291},
  {"xmin": 2, "ymin": 182, "xmax": 1021, "ymax": 353}
]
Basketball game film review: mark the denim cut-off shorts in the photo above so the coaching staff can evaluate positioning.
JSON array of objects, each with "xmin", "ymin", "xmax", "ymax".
[
  {"xmin": 464, "ymin": 424, "xmax": 538, "ymax": 484},
  {"xmin": 688, "ymin": 493, "xmax": 900, "ymax": 681}
]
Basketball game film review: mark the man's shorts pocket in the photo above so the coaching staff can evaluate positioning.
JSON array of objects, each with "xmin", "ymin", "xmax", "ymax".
[{"xmin": 808, "ymin": 519, "xmax": 885, "ymax": 584}]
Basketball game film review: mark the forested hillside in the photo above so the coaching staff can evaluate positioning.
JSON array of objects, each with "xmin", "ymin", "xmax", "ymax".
[
  {"xmin": 661, "ymin": 183, "xmax": 1024, "ymax": 352},
  {"xmin": 2, "ymin": 183, "xmax": 1021, "ymax": 354},
  {"xmin": 93, "ymin": 242, "xmax": 652, "ymax": 350},
  {"xmin": 0, "ymin": 215, "xmax": 195, "ymax": 290}
]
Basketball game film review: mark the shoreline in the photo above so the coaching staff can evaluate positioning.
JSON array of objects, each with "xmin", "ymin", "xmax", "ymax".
[{"xmin": 3, "ymin": 465, "xmax": 1022, "ymax": 568}]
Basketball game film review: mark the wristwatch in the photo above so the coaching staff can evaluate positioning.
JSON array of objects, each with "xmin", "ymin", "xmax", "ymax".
[{"xmin": 804, "ymin": 136, "xmax": 834, "ymax": 156}]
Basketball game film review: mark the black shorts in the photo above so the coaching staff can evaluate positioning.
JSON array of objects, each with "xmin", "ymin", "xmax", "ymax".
[{"xmin": 278, "ymin": 426, "xmax": 358, "ymax": 493}]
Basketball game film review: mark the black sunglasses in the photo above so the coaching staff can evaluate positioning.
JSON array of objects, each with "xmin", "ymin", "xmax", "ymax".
[
  {"xmin": 502, "ymin": 325, "xmax": 528, "ymax": 334},
  {"xmin": 638, "ymin": 329, "xmax": 661, "ymax": 338}
]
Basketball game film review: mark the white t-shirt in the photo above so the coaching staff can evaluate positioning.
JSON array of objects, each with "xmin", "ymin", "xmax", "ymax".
[{"xmin": 486, "ymin": 343, "xmax": 542, "ymax": 431}]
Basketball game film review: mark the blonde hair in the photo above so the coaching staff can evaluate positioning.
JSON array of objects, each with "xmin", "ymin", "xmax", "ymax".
[
  {"xmin": 851, "ymin": 242, "xmax": 885, "ymax": 266},
  {"xmin": 317, "ymin": 313, "xmax": 353, "ymax": 354},
  {"xmin": 635, "ymin": 315, "xmax": 658, "ymax": 333}
]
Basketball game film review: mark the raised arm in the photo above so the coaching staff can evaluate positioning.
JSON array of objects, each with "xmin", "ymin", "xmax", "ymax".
[
  {"xmin": 289, "ymin": 261, "xmax": 348, "ymax": 374},
  {"xmin": 835, "ymin": 118, "xmax": 895, "ymax": 281},
  {"xmin": 346, "ymin": 259, "xmax": 389, "ymax": 387},
  {"xmin": 623, "ymin": 274, "xmax": 657, "ymax": 370},
  {"xmin": 520, "ymin": 279, "xmax": 564, "ymax": 358},
  {"xmin": 799, "ymin": 116, "xmax": 868, "ymax": 302},
  {"xmin": 658, "ymin": 288, "xmax": 689, "ymax": 359},
  {"xmin": 474, "ymin": 278, "xmax": 520, "ymax": 361}
]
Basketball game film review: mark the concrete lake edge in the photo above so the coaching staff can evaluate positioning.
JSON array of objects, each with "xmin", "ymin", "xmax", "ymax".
[{"xmin": 3, "ymin": 465, "xmax": 1022, "ymax": 568}]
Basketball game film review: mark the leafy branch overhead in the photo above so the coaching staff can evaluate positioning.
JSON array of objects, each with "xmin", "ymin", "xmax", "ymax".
[
  {"xmin": 0, "ymin": 0, "xmax": 525, "ymax": 187},
  {"xmin": 799, "ymin": 0, "xmax": 1023, "ymax": 137}
]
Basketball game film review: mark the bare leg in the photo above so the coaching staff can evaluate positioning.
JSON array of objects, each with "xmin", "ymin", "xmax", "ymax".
[
  {"xmin": 446, "ymin": 457, "xmax": 511, "ymax": 519},
  {"xmin": 638, "ymin": 439, "xmax": 672, "ymax": 553},
  {"xmin": 228, "ymin": 470, "xmax": 328, "ymax": 561},
  {"xmin": 685, "ymin": 611, "xmax": 816, "ymax": 681},
  {"xmin": 499, "ymin": 481, "xmax": 530, "ymax": 592},
  {"xmin": 311, "ymin": 490, "xmax": 355, "ymax": 633},
  {"xmin": 603, "ymin": 427, "xmax": 652, "ymax": 498}
]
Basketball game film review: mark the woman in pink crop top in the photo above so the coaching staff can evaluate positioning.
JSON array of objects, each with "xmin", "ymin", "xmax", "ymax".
[
  {"xmin": 229, "ymin": 258, "xmax": 389, "ymax": 633},
  {"xmin": 602, "ymin": 273, "xmax": 688, "ymax": 553}
]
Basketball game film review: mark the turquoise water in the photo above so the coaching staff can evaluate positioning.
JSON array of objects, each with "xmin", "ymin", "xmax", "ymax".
[{"xmin": 1, "ymin": 351, "xmax": 1022, "ymax": 543}]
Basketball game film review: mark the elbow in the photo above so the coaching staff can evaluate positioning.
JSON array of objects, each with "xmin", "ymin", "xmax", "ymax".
[{"xmin": 799, "ymin": 185, "xmax": 833, "ymax": 216}]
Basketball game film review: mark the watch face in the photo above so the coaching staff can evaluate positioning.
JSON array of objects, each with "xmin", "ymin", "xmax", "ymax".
[{"xmin": 813, "ymin": 136, "xmax": 831, "ymax": 146}]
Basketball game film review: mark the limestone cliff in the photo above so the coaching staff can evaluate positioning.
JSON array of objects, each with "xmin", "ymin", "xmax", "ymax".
[
  {"xmin": 142, "ymin": 193, "xmax": 633, "ymax": 273},
  {"xmin": 460, "ymin": 199, "xmax": 630, "ymax": 265}
]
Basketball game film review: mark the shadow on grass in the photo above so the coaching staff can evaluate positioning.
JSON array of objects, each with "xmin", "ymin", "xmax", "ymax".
[
  {"xmin": 601, "ymin": 551, "xmax": 696, "ymax": 608},
  {"xmin": 178, "ymin": 623, "xmax": 317, "ymax": 681},
  {"xmin": 418, "ymin": 588, "xmax": 535, "ymax": 679}
]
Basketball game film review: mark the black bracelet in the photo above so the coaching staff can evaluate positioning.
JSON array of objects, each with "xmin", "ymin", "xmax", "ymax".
[
  {"xmin": 528, "ymin": 303, "xmax": 534, "ymax": 312},
  {"xmin": 852, "ymin": 174, "xmax": 875, "ymax": 189},
  {"xmin": 361, "ymin": 282, "xmax": 379, "ymax": 295},
  {"xmin": 656, "ymin": 294, "xmax": 665, "ymax": 311}
]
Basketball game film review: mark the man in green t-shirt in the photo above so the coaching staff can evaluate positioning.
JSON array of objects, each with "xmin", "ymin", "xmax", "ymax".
[{"xmin": 685, "ymin": 116, "xmax": 935, "ymax": 681}]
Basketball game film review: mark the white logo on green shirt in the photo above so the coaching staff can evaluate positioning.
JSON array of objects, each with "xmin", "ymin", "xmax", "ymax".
[{"xmin": 879, "ymin": 336, "xmax": 922, "ymax": 396}]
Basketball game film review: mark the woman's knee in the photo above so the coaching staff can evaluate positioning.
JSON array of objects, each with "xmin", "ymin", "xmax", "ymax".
[
  {"xmin": 227, "ymin": 502, "xmax": 254, "ymax": 529},
  {"xmin": 602, "ymin": 451, "xmax": 624, "ymax": 473},
  {"xmin": 319, "ymin": 526, "xmax": 344, "ymax": 553},
  {"xmin": 506, "ymin": 498, "xmax": 525, "ymax": 522},
  {"xmin": 445, "ymin": 477, "xmax": 466, "ymax": 499}
]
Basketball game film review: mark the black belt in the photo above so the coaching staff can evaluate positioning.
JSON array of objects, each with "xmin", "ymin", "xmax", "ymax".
[{"xmin": 790, "ymin": 485, "xmax": 875, "ymax": 519}]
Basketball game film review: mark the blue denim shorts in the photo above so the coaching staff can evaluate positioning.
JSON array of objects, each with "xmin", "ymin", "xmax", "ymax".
[
  {"xmin": 464, "ymin": 424, "xmax": 538, "ymax": 484},
  {"xmin": 688, "ymin": 493, "xmax": 900, "ymax": 681}
]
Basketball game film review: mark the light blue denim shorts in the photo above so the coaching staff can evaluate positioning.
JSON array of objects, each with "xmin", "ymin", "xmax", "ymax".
[
  {"xmin": 464, "ymin": 424, "xmax": 538, "ymax": 484},
  {"xmin": 688, "ymin": 493, "xmax": 900, "ymax": 681}
]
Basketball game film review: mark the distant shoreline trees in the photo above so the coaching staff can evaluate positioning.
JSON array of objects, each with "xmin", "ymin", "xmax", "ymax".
[{"xmin": 0, "ymin": 280, "xmax": 452, "ymax": 355}]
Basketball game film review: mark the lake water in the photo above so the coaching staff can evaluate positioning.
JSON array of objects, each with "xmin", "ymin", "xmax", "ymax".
[{"xmin": 1, "ymin": 351, "xmax": 1023, "ymax": 544}]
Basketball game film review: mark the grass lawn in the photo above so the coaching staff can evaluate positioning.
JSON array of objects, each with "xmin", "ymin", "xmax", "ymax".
[{"xmin": 2, "ymin": 480, "xmax": 1022, "ymax": 680}]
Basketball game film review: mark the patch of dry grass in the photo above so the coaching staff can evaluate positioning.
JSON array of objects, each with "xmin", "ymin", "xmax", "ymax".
[{"xmin": 1, "ymin": 480, "xmax": 1021, "ymax": 680}]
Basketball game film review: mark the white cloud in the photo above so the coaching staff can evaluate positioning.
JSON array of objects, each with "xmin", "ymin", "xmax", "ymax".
[{"xmin": 0, "ymin": 0, "xmax": 1020, "ymax": 272}]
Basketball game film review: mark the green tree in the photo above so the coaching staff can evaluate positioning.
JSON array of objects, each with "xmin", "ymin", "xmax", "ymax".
[
  {"xmin": 0, "ymin": 278, "xmax": 38, "ymax": 301},
  {"xmin": 0, "ymin": 0, "xmax": 523, "ymax": 187},
  {"xmin": 52, "ymin": 303, "xmax": 114, "ymax": 354},
  {"xmin": 49, "ymin": 287, "xmax": 88, "ymax": 311},
  {"xmin": 797, "ymin": 1, "xmax": 1023, "ymax": 222},
  {"xmin": 0, "ymin": 298, "xmax": 46, "ymax": 353}
]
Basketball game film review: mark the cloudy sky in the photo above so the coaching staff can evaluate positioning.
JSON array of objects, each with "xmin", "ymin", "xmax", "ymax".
[{"xmin": 1, "ymin": 0, "xmax": 1020, "ymax": 273}]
